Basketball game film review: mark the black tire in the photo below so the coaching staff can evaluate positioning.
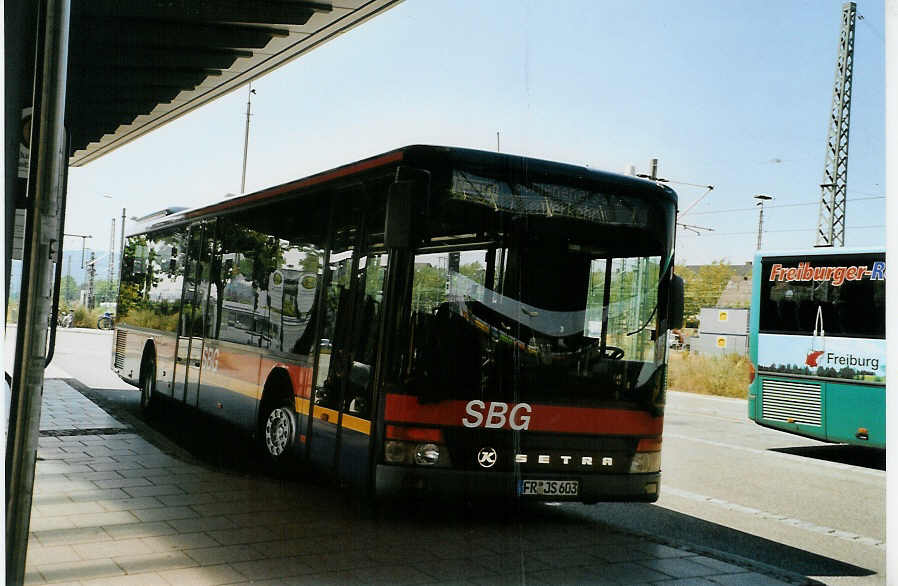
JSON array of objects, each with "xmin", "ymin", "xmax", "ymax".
[
  {"xmin": 139, "ymin": 357, "xmax": 157, "ymax": 415},
  {"xmin": 259, "ymin": 397, "xmax": 298, "ymax": 473},
  {"xmin": 98, "ymin": 316, "xmax": 114, "ymax": 330}
]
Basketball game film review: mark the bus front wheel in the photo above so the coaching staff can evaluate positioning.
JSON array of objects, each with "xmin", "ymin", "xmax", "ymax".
[{"xmin": 260, "ymin": 398, "xmax": 297, "ymax": 472}]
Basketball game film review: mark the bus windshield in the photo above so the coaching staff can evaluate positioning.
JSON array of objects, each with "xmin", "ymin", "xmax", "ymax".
[{"xmin": 405, "ymin": 243, "xmax": 666, "ymax": 409}]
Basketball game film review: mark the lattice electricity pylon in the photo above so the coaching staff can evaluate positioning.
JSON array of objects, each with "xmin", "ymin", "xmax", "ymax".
[{"xmin": 815, "ymin": 1, "xmax": 856, "ymax": 247}]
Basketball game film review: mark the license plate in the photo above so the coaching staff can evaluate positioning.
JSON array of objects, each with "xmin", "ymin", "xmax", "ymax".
[{"xmin": 519, "ymin": 479, "xmax": 579, "ymax": 497}]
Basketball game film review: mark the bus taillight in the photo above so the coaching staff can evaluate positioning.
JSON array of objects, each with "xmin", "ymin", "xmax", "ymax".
[{"xmin": 748, "ymin": 361, "xmax": 756, "ymax": 384}]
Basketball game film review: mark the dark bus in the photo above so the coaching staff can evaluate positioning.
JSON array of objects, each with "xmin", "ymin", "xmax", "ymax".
[{"xmin": 112, "ymin": 145, "xmax": 683, "ymax": 503}]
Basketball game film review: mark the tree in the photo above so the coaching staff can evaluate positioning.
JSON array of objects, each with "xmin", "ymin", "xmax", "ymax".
[
  {"xmin": 675, "ymin": 260, "xmax": 736, "ymax": 327},
  {"xmin": 60, "ymin": 275, "xmax": 79, "ymax": 303},
  {"xmin": 92, "ymin": 279, "xmax": 118, "ymax": 303}
]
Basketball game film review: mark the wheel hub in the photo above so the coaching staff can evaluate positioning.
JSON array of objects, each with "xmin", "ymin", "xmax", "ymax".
[{"xmin": 265, "ymin": 408, "xmax": 291, "ymax": 456}]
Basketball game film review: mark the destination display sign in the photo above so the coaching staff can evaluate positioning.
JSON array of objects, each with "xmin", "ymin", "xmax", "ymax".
[{"xmin": 768, "ymin": 261, "xmax": 885, "ymax": 286}]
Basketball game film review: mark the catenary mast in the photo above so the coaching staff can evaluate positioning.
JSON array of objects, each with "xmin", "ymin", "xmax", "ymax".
[{"xmin": 815, "ymin": 1, "xmax": 856, "ymax": 247}]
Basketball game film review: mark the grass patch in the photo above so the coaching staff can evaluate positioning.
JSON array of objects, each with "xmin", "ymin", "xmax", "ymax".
[
  {"xmin": 668, "ymin": 351, "xmax": 751, "ymax": 398},
  {"xmin": 72, "ymin": 306, "xmax": 107, "ymax": 328}
]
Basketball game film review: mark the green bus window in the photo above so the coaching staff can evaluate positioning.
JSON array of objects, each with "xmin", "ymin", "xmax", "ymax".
[{"xmin": 585, "ymin": 256, "xmax": 661, "ymax": 362}]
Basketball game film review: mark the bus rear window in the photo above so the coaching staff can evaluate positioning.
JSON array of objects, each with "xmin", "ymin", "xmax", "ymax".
[{"xmin": 758, "ymin": 254, "xmax": 885, "ymax": 339}]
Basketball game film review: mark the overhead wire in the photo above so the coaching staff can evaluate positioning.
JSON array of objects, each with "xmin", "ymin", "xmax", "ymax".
[
  {"xmin": 677, "ymin": 224, "xmax": 885, "ymax": 237},
  {"xmin": 685, "ymin": 195, "xmax": 884, "ymax": 216},
  {"xmin": 857, "ymin": 14, "xmax": 884, "ymax": 44}
]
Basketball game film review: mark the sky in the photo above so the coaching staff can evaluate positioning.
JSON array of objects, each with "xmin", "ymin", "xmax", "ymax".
[{"xmin": 62, "ymin": 0, "xmax": 887, "ymax": 267}]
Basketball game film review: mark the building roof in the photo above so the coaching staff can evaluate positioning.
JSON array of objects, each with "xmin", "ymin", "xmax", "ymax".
[
  {"xmin": 715, "ymin": 274, "xmax": 752, "ymax": 307},
  {"xmin": 66, "ymin": 0, "xmax": 402, "ymax": 166}
]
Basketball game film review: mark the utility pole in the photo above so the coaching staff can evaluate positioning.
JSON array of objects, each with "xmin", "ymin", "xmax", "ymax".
[
  {"xmin": 87, "ymin": 251, "xmax": 96, "ymax": 309},
  {"xmin": 107, "ymin": 218, "xmax": 115, "ymax": 300},
  {"xmin": 118, "ymin": 208, "xmax": 125, "ymax": 294},
  {"xmin": 755, "ymin": 194, "xmax": 773, "ymax": 249},
  {"xmin": 65, "ymin": 255, "xmax": 71, "ymax": 302},
  {"xmin": 65, "ymin": 232, "xmax": 91, "ymax": 268},
  {"xmin": 815, "ymin": 1, "xmax": 856, "ymax": 247},
  {"xmin": 636, "ymin": 158, "xmax": 664, "ymax": 182},
  {"xmin": 241, "ymin": 82, "xmax": 255, "ymax": 193},
  {"xmin": 496, "ymin": 131, "xmax": 500, "ymax": 153}
]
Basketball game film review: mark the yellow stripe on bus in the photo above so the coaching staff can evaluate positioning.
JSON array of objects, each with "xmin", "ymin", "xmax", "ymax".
[
  {"xmin": 293, "ymin": 398, "xmax": 370, "ymax": 434},
  {"xmin": 341, "ymin": 414, "xmax": 371, "ymax": 435},
  {"xmin": 314, "ymin": 406, "xmax": 339, "ymax": 423},
  {"xmin": 295, "ymin": 397, "xmax": 311, "ymax": 416}
]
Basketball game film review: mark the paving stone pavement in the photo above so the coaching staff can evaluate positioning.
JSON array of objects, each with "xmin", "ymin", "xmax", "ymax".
[{"xmin": 20, "ymin": 379, "xmax": 812, "ymax": 585}]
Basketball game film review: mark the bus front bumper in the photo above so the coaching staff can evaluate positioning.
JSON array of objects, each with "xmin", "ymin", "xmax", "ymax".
[{"xmin": 374, "ymin": 465, "xmax": 660, "ymax": 503}]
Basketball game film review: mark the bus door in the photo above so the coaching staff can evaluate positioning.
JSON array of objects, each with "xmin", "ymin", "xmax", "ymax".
[
  {"xmin": 173, "ymin": 222, "xmax": 213, "ymax": 407},
  {"xmin": 336, "ymin": 252, "xmax": 388, "ymax": 487},
  {"xmin": 307, "ymin": 234, "xmax": 357, "ymax": 471}
]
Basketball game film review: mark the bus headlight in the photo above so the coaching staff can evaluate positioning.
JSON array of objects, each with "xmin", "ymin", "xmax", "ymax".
[
  {"xmin": 415, "ymin": 443, "xmax": 441, "ymax": 465},
  {"xmin": 384, "ymin": 441, "xmax": 407, "ymax": 463},
  {"xmin": 629, "ymin": 452, "xmax": 661, "ymax": 473},
  {"xmin": 383, "ymin": 439, "xmax": 450, "ymax": 466}
]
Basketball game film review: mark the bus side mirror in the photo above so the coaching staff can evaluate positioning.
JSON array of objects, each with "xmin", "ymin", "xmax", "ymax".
[
  {"xmin": 385, "ymin": 181, "xmax": 414, "ymax": 248},
  {"xmin": 670, "ymin": 274, "xmax": 685, "ymax": 329}
]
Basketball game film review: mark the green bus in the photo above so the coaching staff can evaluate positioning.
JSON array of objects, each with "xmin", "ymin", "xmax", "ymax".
[{"xmin": 748, "ymin": 247, "xmax": 885, "ymax": 449}]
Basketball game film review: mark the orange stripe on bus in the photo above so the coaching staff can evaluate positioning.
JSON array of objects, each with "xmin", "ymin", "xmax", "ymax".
[{"xmin": 384, "ymin": 394, "xmax": 663, "ymax": 436}]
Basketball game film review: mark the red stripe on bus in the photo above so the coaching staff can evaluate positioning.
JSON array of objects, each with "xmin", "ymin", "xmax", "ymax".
[
  {"xmin": 383, "ymin": 394, "xmax": 663, "ymax": 436},
  {"xmin": 186, "ymin": 150, "xmax": 405, "ymax": 219}
]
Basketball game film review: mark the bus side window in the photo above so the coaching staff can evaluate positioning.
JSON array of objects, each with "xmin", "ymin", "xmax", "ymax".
[
  {"xmin": 144, "ymin": 231, "xmax": 184, "ymax": 333},
  {"xmin": 315, "ymin": 242, "xmax": 355, "ymax": 409},
  {"xmin": 117, "ymin": 236, "xmax": 150, "ymax": 328},
  {"xmin": 798, "ymin": 300, "xmax": 816, "ymax": 333},
  {"xmin": 342, "ymin": 253, "xmax": 387, "ymax": 418},
  {"xmin": 779, "ymin": 298, "xmax": 798, "ymax": 332}
]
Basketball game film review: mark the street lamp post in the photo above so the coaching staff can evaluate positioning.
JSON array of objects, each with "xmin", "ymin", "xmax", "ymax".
[
  {"xmin": 64, "ymin": 233, "xmax": 91, "ymax": 268},
  {"xmin": 241, "ymin": 82, "xmax": 256, "ymax": 193},
  {"xmin": 119, "ymin": 207, "xmax": 126, "ymax": 292},
  {"xmin": 754, "ymin": 194, "xmax": 773, "ymax": 250}
]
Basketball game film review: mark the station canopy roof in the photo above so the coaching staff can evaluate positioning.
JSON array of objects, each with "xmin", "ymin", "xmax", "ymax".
[{"xmin": 67, "ymin": 0, "xmax": 401, "ymax": 166}]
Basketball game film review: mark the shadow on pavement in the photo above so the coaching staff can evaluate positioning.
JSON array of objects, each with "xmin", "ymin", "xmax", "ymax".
[
  {"xmin": 70, "ymin": 380, "xmax": 873, "ymax": 583},
  {"xmin": 769, "ymin": 445, "xmax": 885, "ymax": 471},
  {"xmin": 67, "ymin": 380, "xmax": 266, "ymax": 475},
  {"xmin": 568, "ymin": 502, "xmax": 877, "ymax": 580}
]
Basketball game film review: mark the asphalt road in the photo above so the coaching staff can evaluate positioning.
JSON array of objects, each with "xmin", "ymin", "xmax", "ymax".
[
  {"xmin": 36, "ymin": 329, "xmax": 887, "ymax": 584},
  {"xmin": 571, "ymin": 392, "xmax": 885, "ymax": 586}
]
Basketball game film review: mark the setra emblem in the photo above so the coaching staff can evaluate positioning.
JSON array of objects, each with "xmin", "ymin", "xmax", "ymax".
[{"xmin": 477, "ymin": 447, "xmax": 498, "ymax": 469}]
